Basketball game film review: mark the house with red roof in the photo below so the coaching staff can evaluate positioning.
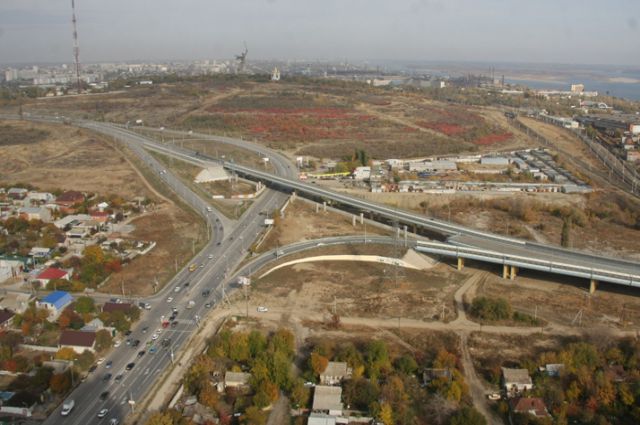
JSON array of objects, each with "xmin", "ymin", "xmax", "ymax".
[
  {"xmin": 36, "ymin": 267, "xmax": 70, "ymax": 287},
  {"xmin": 59, "ymin": 330, "xmax": 96, "ymax": 353},
  {"xmin": 54, "ymin": 191, "xmax": 85, "ymax": 212},
  {"xmin": 510, "ymin": 397, "xmax": 551, "ymax": 419},
  {"xmin": 90, "ymin": 210, "xmax": 110, "ymax": 223}
]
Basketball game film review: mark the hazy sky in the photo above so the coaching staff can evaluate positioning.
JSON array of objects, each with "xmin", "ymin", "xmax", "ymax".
[{"xmin": 1, "ymin": 0, "xmax": 639, "ymax": 65}]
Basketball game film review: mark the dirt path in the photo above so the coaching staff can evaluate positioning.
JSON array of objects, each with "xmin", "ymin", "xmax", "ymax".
[
  {"xmin": 459, "ymin": 332, "xmax": 503, "ymax": 425},
  {"xmin": 266, "ymin": 396, "xmax": 290, "ymax": 425}
]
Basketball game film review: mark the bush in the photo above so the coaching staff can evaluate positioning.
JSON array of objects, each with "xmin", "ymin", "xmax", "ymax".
[{"xmin": 469, "ymin": 297, "xmax": 512, "ymax": 321}]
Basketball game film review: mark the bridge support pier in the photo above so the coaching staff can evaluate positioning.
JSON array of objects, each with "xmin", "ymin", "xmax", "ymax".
[
  {"xmin": 323, "ymin": 202, "xmax": 327, "ymax": 212},
  {"xmin": 510, "ymin": 266, "xmax": 518, "ymax": 280},
  {"xmin": 457, "ymin": 257, "xmax": 465, "ymax": 271},
  {"xmin": 589, "ymin": 279, "xmax": 598, "ymax": 294},
  {"xmin": 360, "ymin": 213, "xmax": 364, "ymax": 224},
  {"xmin": 503, "ymin": 264, "xmax": 509, "ymax": 279}
]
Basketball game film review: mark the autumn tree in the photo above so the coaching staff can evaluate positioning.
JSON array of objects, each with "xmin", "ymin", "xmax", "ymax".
[
  {"xmin": 50, "ymin": 372, "xmax": 71, "ymax": 394},
  {"xmin": 379, "ymin": 402, "xmax": 394, "ymax": 425},
  {"xmin": 449, "ymin": 407, "xmax": 487, "ymax": 425},
  {"xmin": 198, "ymin": 383, "xmax": 219, "ymax": 409},
  {"xmin": 243, "ymin": 406, "xmax": 267, "ymax": 425},
  {"xmin": 145, "ymin": 412, "xmax": 174, "ymax": 425},
  {"xmin": 95, "ymin": 329, "xmax": 113, "ymax": 352},
  {"xmin": 310, "ymin": 352, "xmax": 329, "ymax": 376},
  {"xmin": 55, "ymin": 347, "xmax": 77, "ymax": 361},
  {"xmin": 289, "ymin": 378, "xmax": 310, "ymax": 408}
]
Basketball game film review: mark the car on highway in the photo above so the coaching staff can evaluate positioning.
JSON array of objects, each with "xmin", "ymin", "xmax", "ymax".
[
  {"xmin": 189, "ymin": 264, "xmax": 197, "ymax": 272},
  {"xmin": 171, "ymin": 320, "xmax": 178, "ymax": 327},
  {"xmin": 96, "ymin": 357, "xmax": 105, "ymax": 365},
  {"xmin": 205, "ymin": 302, "xmax": 212, "ymax": 308},
  {"xmin": 152, "ymin": 333, "xmax": 159, "ymax": 340},
  {"xmin": 132, "ymin": 339, "xmax": 141, "ymax": 348},
  {"xmin": 115, "ymin": 374, "xmax": 123, "ymax": 382},
  {"xmin": 166, "ymin": 297, "xmax": 173, "ymax": 303},
  {"xmin": 217, "ymin": 242, "xmax": 221, "ymax": 246},
  {"xmin": 125, "ymin": 362, "xmax": 135, "ymax": 371},
  {"xmin": 124, "ymin": 330, "xmax": 132, "ymax": 336},
  {"xmin": 99, "ymin": 391, "xmax": 109, "ymax": 401},
  {"xmin": 137, "ymin": 350, "xmax": 146, "ymax": 358},
  {"xmin": 172, "ymin": 307, "xmax": 178, "ymax": 313},
  {"xmin": 142, "ymin": 326, "xmax": 148, "ymax": 333},
  {"xmin": 88, "ymin": 365, "xmax": 97, "ymax": 373},
  {"xmin": 184, "ymin": 282, "xmax": 190, "ymax": 288},
  {"xmin": 109, "ymin": 419, "xmax": 120, "ymax": 425},
  {"xmin": 97, "ymin": 408, "xmax": 109, "ymax": 418},
  {"xmin": 113, "ymin": 340, "xmax": 121, "ymax": 348},
  {"xmin": 174, "ymin": 286, "xmax": 181, "ymax": 292},
  {"xmin": 149, "ymin": 346, "xmax": 158, "ymax": 354},
  {"xmin": 105, "ymin": 360, "xmax": 112, "ymax": 368},
  {"xmin": 103, "ymin": 373, "xmax": 112, "ymax": 381},
  {"xmin": 208, "ymin": 254, "xmax": 213, "ymax": 259},
  {"xmin": 257, "ymin": 306, "xmax": 269, "ymax": 313},
  {"xmin": 202, "ymin": 289, "xmax": 211, "ymax": 297}
]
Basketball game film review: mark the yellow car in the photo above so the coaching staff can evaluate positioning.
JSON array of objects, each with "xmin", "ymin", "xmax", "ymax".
[{"xmin": 189, "ymin": 264, "xmax": 197, "ymax": 272}]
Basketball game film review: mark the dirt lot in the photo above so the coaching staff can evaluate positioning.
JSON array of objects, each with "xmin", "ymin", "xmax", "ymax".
[
  {"xmin": 257, "ymin": 198, "xmax": 391, "ymax": 252},
  {"xmin": 0, "ymin": 120, "xmax": 206, "ymax": 296},
  {"xmin": 472, "ymin": 265, "xmax": 640, "ymax": 329},
  {"xmin": 22, "ymin": 79, "xmax": 528, "ymax": 160},
  {"xmin": 467, "ymin": 331, "xmax": 571, "ymax": 387},
  {"xmin": 250, "ymin": 244, "xmax": 466, "ymax": 321},
  {"xmin": 0, "ymin": 120, "xmax": 151, "ymax": 198}
]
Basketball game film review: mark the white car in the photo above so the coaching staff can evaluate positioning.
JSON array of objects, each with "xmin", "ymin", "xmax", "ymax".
[
  {"xmin": 208, "ymin": 254, "xmax": 213, "ymax": 259},
  {"xmin": 174, "ymin": 286, "xmax": 181, "ymax": 292},
  {"xmin": 257, "ymin": 306, "xmax": 268, "ymax": 313},
  {"xmin": 113, "ymin": 340, "xmax": 121, "ymax": 348},
  {"xmin": 96, "ymin": 358, "xmax": 105, "ymax": 365},
  {"xmin": 166, "ymin": 297, "xmax": 173, "ymax": 303},
  {"xmin": 98, "ymin": 408, "xmax": 108, "ymax": 418},
  {"xmin": 152, "ymin": 333, "xmax": 159, "ymax": 341}
]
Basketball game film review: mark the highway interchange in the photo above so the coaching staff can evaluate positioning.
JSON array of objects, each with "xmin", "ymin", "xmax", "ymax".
[{"xmin": 0, "ymin": 114, "xmax": 639, "ymax": 423}]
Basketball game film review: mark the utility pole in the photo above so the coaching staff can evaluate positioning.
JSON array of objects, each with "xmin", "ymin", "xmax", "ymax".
[
  {"xmin": 121, "ymin": 278, "xmax": 125, "ymax": 298},
  {"xmin": 70, "ymin": 0, "xmax": 81, "ymax": 93}
]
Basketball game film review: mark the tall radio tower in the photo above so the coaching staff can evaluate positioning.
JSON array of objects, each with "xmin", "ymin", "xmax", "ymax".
[{"xmin": 71, "ymin": 0, "xmax": 81, "ymax": 93}]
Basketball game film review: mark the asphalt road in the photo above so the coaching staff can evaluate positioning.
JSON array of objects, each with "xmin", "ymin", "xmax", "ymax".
[{"xmin": 40, "ymin": 122, "xmax": 292, "ymax": 425}]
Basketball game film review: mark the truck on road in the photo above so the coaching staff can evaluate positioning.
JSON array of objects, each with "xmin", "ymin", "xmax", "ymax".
[{"xmin": 186, "ymin": 300, "xmax": 196, "ymax": 309}]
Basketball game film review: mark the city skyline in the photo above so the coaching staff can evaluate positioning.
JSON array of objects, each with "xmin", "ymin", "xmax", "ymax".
[{"xmin": 1, "ymin": 0, "xmax": 639, "ymax": 66}]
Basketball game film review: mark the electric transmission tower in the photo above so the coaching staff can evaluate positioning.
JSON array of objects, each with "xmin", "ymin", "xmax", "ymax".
[{"xmin": 71, "ymin": 0, "xmax": 82, "ymax": 93}]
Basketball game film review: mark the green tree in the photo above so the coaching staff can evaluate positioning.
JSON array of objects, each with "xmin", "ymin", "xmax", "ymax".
[
  {"xmin": 394, "ymin": 354, "xmax": 418, "ymax": 375},
  {"xmin": 248, "ymin": 330, "xmax": 267, "ymax": 359},
  {"xmin": 289, "ymin": 378, "xmax": 310, "ymax": 408},
  {"xmin": 243, "ymin": 406, "xmax": 267, "ymax": 425},
  {"xmin": 449, "ymin": 407, "xmax": 487, "ymax": 425},
  {"xmin": 74, "ymin": 296, "xmax": 95, "ymax": 314},
  {"xmin": 145, "ymin": 412, "xmax": 174, "ymax": 425},
  {"xmin": 229, "ymin": 332, "xmax": 250, "ymax": 362},
  {"xmin": 268, "ymin": 328, "xmax": 295, "ymax": 359},
  {"xmin": 365, "ymin": 340, "xmax": 391, "ymax": 380}
]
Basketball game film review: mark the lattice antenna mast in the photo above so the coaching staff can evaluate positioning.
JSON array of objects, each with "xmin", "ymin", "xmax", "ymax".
[{"xmin": 71, "ymin": 0, "xmax": 81, "ymax": 92}]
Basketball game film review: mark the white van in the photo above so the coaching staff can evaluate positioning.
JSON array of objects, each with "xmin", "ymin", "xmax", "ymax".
[{"xmin": 61, "ymin": 399, "xmax": 75, "ymax": 416}]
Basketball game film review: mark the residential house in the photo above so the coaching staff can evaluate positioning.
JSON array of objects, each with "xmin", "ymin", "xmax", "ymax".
[
  {"xmin": 28, "ymin": 247, "xmax": 52, "ymax": 263},
  {"xmin": 90, "ymin": 210, "xmax": 109, "ymax": 223},
  {"xmin": 58, "ymin": 330, "xmax": 96, "ymax": 353},
  {"xmin": 102, "ymin": 302, "xmax": 132, "ymax": 314},
  {"xmin": 604, "ymin": 365, "xmax": 628, "ymax": 383},
  {"xmin": 224, "ymin": 372, "xmax": 251, "ymax": 390},
  {"xmin": 96, "ymin": 202, "xmax": 109, "ymax": 212},
  {"xmin": 18, "ymin": 207, "xmax": 52, "ymax": 222},
  {"xmin": 81, "ymin": 318, "xmax": 105, "ymax": 332},
  {"xmin": 54, "ymin": 191, "xmax": 85, "ymax": 211},
  {"xmin": 510, "ymin": 397, "xmax": 551, "ymax": 419},
  {"xmin": 312, "ymin": 385, "xmax": 343, "ymax": 416},
  {"xmin": 54, "ymin": 214, "xmax": 91, "ymax": 230},
  {"xmin": 0, "ymin": 259, "xmax": 24, "ymax": 282},
  {"xmin": 544, "ymin": 363, "xmax": 564, "ymax": 377},
  {"xmin": 0, "ymin": 309, "xmax": 15, "ymax": 329},
  {"xmin": 0, "ymin": 293, "xmax": 33, "ymax": 314},
  {"xmin": 320, "ymin": 362, "xmax": 352, "ymax": 386},
  {"xmin": 502, "ymin": 368, "xmax": 533, "ymax": 396},
  {"xmin": 36, "ymin": 290, "xmax": 73, "ymax": 320},
  {"xmin": 35, "ymin": 268, "xmax": 70, "ymax": 287},
  {"xmin": 7, "ymin": 188, "xmax": 28, "ymax": 200},
  {"xmin": 307, "ymin": 413, "xmax": 337, "ymax": 425},
  {"xmin": 24, "ymin": 192, "xmax": 55, "ymax": 205},
  {"xmin": 423, "ymin": 368, "xmax": 453, "ymax": 384}
]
